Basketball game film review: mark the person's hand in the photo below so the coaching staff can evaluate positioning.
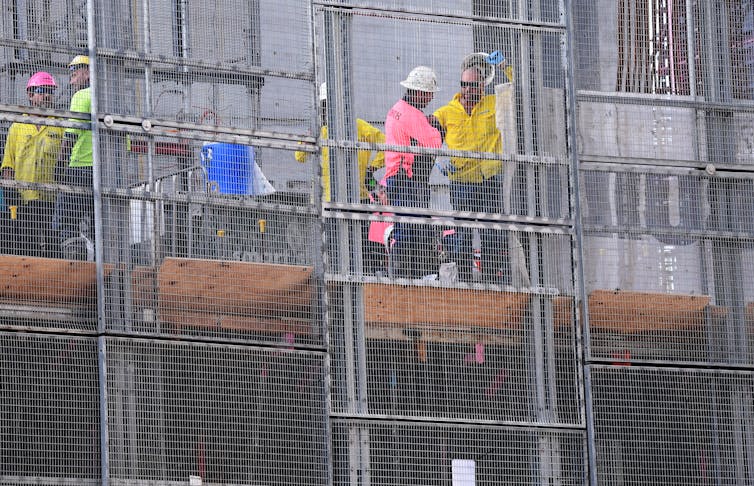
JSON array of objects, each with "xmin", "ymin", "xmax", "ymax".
[
  {"xmin": 1, "ymin": 167, "xmax": 13, "ymax": 180},
  {"xmin": 375, "ymin": 186, "xmax": 389, "ymax": 205}
]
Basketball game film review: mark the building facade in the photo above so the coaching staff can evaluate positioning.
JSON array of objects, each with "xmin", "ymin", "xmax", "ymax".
[{"xmin": 0, "ymin": 0, "xmax": 752, "ymax": 484}]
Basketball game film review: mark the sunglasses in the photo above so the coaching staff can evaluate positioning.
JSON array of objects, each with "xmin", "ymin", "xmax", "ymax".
[
  {"xmin": 69, "ymin": 64, "xmax": 88, "ymax": 72},
  {"xmin": 460, "ymin": 81, "xmax": 482, "ymax": 88},
  {"xmin": 31, "ymin": 86, "xmax": 56, "ymax": 94}
]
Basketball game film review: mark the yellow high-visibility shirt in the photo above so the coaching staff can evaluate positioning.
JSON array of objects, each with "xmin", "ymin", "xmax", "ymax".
[
  {"xmin": 1, "ymin": 119, "xmax": 64, "ymax": 202},
  {"xmin": 433, "ymin": 93, "xmax": 502, "ymax": 183},
  {"xmin": 295, "ymin": 119, "xmax": 385, "ymax": 201}
]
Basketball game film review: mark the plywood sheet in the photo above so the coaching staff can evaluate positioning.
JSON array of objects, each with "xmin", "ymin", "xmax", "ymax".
[
  {"xmin": 0, "ymin": 255, "xmax": 111, "ymax": 306},
  {"xmin": 157, "ymin": 257, "xmax": 314, "ymax": 323},
  {"xmin": 363, "ymin": 283, "xmax": 530, "ymax": 331}
]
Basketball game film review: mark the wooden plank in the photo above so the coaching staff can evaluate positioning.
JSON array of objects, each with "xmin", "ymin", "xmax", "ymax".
[
  {"xmin": 162, "ymin": 310, "xmax": 314, "ymax": 335},
  {"xmin": 365, "ymin": 324, "xmax": 519, "ymax": 346},
  {"xmin": 157, "ymin": 258, "xmax": 314, "ymax": 319},
  {"xmin": 0, "ymin": 255, "xmax": 112, "ymax": 306},
  {"xmin": 131, "ymin": 266, "xmax": 157, "ymax": 308},
  {"xmin": 552, "ymin": 296, "xmax": 575, "ymax": 330},
  {"xmin": 363, "ymin": 284, "xmax": 530, "ymax": 330},
  {"xmin": 588, "ymin": 290, "xmax": 710, "ymax": 333}
]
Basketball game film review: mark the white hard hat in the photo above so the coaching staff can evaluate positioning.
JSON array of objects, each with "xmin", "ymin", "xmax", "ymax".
[
  {"xmin": 461, "ymin": 52, "xmax": 495, "ymax": 86},
  {"xmin": 319, "ymin": 82, "xmax": 327, "ymax": 102},
  {"xmin": 400, "ymin": 66, "xmax": 439, "ymax": 93}
]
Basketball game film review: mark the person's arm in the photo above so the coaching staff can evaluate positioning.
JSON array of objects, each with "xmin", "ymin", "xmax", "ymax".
[
  {"xmin": 426, "ymin": 114, "xmax": 445, "ymax": 141},
  {"xmin": 1, "ymin": 125, "xmax": 20, "ymax": 204},
  {"xmin": 431, "ymin": 106, "xmax": 449, "ymax": 141},
  {"xmin": 411, "ymin": 109, "xmax": 442, "ymax": 149},
  {"xmin": 357, "ymin": 120, "xmax": 386, "ymax": 169},
  {"xmin": 1, "ymin": 124, "xmax": 19, "ymax": 179},
  {"xmin": 55, "ymin": 132, "xmax": 78, "ymax": 182},
  {"xmin": 296, "ymin": 124, "xmax": 328, "ymax": 164}
]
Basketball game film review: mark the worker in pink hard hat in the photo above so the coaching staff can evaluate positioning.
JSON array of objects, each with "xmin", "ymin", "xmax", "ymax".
[{"xmin": 1, "ymin": 72, "xmax": 64, "ymax": 256}]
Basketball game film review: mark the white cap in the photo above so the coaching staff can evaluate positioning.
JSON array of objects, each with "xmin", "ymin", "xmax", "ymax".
[
  {"xmin": 400, "ymin": 66, "xmax": 440, "ymax": 93},
  {"xmin": 319, "ymin": 82, "xmax": 327, "ymax": 102},
  {"xmin": 461, "ymin": 52, "xmax": 495, "ymax": 86}
]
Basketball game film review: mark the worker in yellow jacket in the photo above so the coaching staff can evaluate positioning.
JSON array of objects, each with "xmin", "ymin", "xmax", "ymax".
[
  {"xmin": 295, "ymin": 82, "xmax": 385, "ymax": 203},
  {"xmin": 1, "ymin": 71, "xmax": 64, "ymax": 256},
  {"xmin": 433, "ymin": 53, "xmax": 507, "ymax": 282}
]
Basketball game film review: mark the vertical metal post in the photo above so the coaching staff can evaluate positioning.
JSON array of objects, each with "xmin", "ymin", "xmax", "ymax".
[
  {"xmin": 699, "ymin": 2, "xmax": 746, "ymax": 378},
  {"xmin": 247, "ymin": 0, "xmax": 262, "ymax": 131},
  {"xmin": 86, "ymin": 13, "xmax": 109, "ymax": 484},
  {"xmin": 86, "ymin": 0, "xmax": 104, "ymax": 331},
  {"xmin": 582, "ymin": 365, "xmax": 598, "ymax": 485},
  {"xmin": 684, "ymin": 0, "xmax": 697, "ymax": 100},
  {"xmin": 142, "ymin": 0, "xmax": 157, "ymax": 265},
  {"xmin": 324, "ymin": 3, "xmax": 356, "ymax": 406},
  {"xmin": 324, "ymin": 5, "xmax": 370, "ymax": 484},
  {"xmin": 97, "ymin": 336, "xmax": 111, "ymax": 486},
  {"xmin": 741, "ymin": 383, "xmax": 754, "ymax": 484},
  {"xmin": 310, "ymin": 4, "xmax": 334, "ymax": 485},
  {"xmin": 176, "ymin": 0, "xmax": 192, "ymax": 129},
  {"xmin": 561, "ymin": 0, "xmax": 594, "ymax": 483}
]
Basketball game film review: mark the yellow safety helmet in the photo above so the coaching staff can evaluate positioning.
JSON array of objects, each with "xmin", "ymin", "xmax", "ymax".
[{"xmin": 68, "ymin": 55, "xmax": 90, "ymax": 69}]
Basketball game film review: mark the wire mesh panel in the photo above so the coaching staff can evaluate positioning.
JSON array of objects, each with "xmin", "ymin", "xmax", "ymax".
[
  {"xmin": 0, "ymin": 108, "xmax": 99, "ymax": 329},
  {"xmin": 317, "ymin": 8, "xmax": 578, "ymax": 475},
  {"xmin": 106, "ymin": 337, "xmax": 328, "ymax": 485},
  {"xmin": 97, "ymin": 129, "xmax": 318, "ymax": 259},
  {"xmin": 318, "ymin": 7, "xmax": 569, "ymax": 207},
  {"xmin": 580, "ymin": 166, "xmax": 754, "ymax": 364},
  {"xmin": 328, "ymin": 223, "xmax": 580, "ymax": 425},
  {"xmin": 91, "ymin": 126, "xmax": 323, "ymax": 343},
  {"xmin": 589, "ymin": 365, "xmax": 754, "ymax": 485},
  {"xmin": 104, "ymin": 247, "xmax": 322, "ymax": 345},
  {"xmin": 577, "ymin": 98, "xmax": 754, "ymax": 166},
  {"xmin": 318, "ymin": 0, "xmax": 562, "ymax": 22},
  {"xmin": 0, "ymin": 332, "xmax": 100, "ymax": 485},
  {"xmin": 325, "ymin": 216, "xmax": 572, "ymax": 287},
  {"xmin": 572, "ymin": 1, "xmax": 754, "ymax": 100},
  {"xmin": 572, "ymin": 1, "xmax": 754, "ymax": 167},
  {"xmin": 94, "ymin": 0, "xmax": 315, "ymax": 136},
  {"xmin": 331, "ymin": 419, "xmax": 586, "ymax": 485},
  {"xmin": 0, "ymin": 0, "xmax": 87, "ymax": 51}
]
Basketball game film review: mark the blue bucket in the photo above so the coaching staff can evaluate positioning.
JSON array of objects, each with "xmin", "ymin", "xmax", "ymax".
[{"xmin": 200, "ymin": 143, "xmax": 254, "ymax": 195}]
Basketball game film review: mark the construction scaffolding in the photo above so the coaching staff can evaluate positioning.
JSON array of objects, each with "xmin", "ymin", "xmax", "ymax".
[{"xmin": 0, "ymin": 0, "xmax": 752, "ymax": 485}]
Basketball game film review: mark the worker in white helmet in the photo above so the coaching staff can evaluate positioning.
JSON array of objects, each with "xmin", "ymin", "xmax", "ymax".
[
  {"xmin": 381, "ymin": 65, "xmax": 443, "ymax": 278},
  {"xmin": 433, "ymin": 52, "xmax": 509, "ymax": 282}
]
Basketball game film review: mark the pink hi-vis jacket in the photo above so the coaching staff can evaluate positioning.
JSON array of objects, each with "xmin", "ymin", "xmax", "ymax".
[{"xmin": 381, "ymin": 98, "xmax": 442, "ymax": 184}]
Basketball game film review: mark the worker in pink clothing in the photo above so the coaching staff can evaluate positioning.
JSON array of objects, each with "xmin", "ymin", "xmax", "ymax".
[
  {"xmin": 382, "ymin": 66, "xmax": 443, "ymax": 278},
  {"xmin": 382, "ymin": 66, "xmax": 443, "ymax": 185}
]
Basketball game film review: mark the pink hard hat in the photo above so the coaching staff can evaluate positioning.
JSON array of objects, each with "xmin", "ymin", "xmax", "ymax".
[{"xmin": 26, "ymin": 71, "xmax": 58, "ymax": 90}]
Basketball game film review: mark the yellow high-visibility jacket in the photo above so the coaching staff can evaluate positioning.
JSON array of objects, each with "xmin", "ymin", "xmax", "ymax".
[
  {"xmin": 1, "ymin": 119, "xmax": 64, "ymax": 202},
  {"xmin": 433, "ymin": 93, "xmax": 502, "ymax": 183},
  {"xmin": 295, "ymin": 119, "xmax": 385, "ymax": 201}
]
